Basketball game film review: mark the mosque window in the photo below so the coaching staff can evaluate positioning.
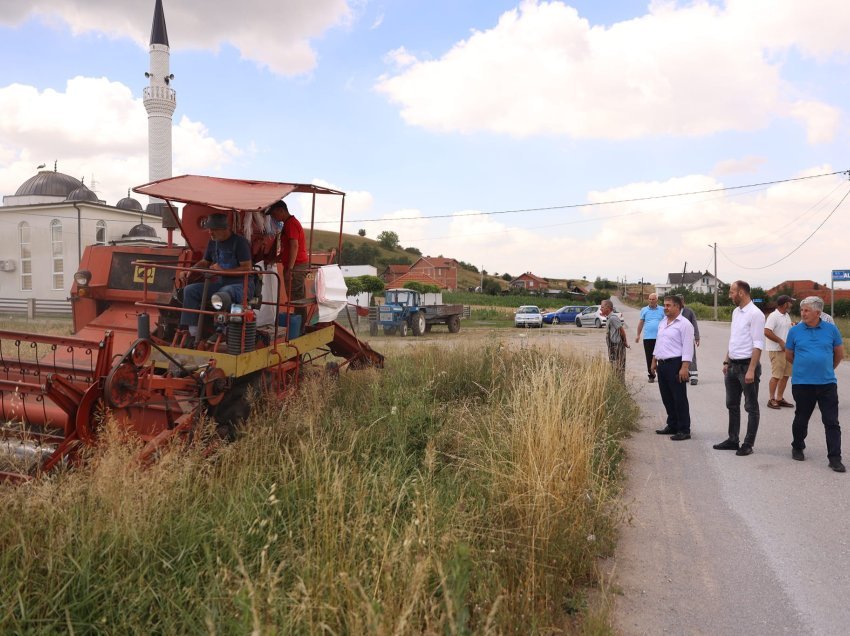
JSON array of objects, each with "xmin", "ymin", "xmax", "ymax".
[
  {"xmin": 19, "ymin": 222, "xmax": 32, "ymax": 291},
  {"xmin": 96, "ymin": 220, "xmax": 107, "ymax": 245},
  {"xmin": 51, "ymin": 219, "xmax": 64, "ymax": 290}
]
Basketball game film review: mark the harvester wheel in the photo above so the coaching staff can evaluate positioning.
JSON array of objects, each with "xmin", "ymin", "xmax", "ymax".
[
  {"xmin": 448, "ymin": 315, "xmax": 461, "ymax": 333},
  {"xmin": 412, "ymin": 312, "xmax": 425, "ymax": 336},
  {"xmin": 208, "ymin": 373, "xmax": 259, "ymax": 436}
]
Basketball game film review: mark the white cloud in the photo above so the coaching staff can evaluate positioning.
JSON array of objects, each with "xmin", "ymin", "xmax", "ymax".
[
  {"xmin": 376, "ymin": 0, "xmax": 845, "ymax": 141},
  {"xmin": 712, "ymin": 156, "xmax": 767, "ymax": 177},
  {"xmin": 789, "ymin": 100, "xmax": 841, "ymax": 144},
  {"xmin": 383, "ymin": 47, "xmax": 417, "ymax": 69},
  {"xmin": 0, "ymin": 0, "xmax": 352, "ymax": 76},
  {"xmin": 0, "ymin": 77, "xmax": 242, "ymax": 206},
  {"xmin": 394, "ymin": 167, "xmax": 850, "ymax": 287}
]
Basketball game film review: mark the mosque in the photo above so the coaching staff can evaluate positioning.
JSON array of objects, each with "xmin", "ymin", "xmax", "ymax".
[{"xmin": 0, "ymin": 0, "xmax": 176, "ymax": 312}]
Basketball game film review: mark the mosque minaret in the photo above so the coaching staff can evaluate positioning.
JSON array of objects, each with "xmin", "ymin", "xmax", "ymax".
[{"xmin": 143, "ymin": 0, "xmax": 175, "ymax": 213}]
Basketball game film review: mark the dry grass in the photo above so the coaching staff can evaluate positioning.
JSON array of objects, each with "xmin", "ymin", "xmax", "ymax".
[{"xmin": 0, "ymin": 341, "xmax": 636, "ymax": 634}]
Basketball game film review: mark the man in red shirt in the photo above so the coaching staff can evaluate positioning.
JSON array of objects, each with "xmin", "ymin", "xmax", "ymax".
[{"xmin": 266, "ymin": 200, "xmax": 309, "ymax": 305}]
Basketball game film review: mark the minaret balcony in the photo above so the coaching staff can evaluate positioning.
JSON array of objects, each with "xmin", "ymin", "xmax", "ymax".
[{"xmin": 143, "ymin": 86, "xmax": 176, "ymax": 102}]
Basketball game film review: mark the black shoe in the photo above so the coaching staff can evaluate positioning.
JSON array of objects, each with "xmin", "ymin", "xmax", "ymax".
[
  {"xmin": 736, "ymin": 444, "xmax": 754, "ymax": 456},
  {"xmin": 829, "ymin": 459, "xmax": 846, "ymax": 473},
  {"xmin": 656, "ymin": 427, "xmax": 675, "ymax": 435},
  {"xmin": 792, "ymin": 448, "xmax": 805, "ymax": 461},
  {"xmin": 713, "ymin": 439, "xmax": 740, "ymax": 451},
  {"xmin": 648, "ymin": 375, "xmax": 656, "ymax": 383},
  {"xmin": 670, "ymin": 432, "xmax": 691, "ymax": 441}
]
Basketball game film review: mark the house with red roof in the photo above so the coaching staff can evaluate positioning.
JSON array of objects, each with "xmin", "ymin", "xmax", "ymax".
[
  {"xmin": 509, "ymin": 272, "xmax": 549, "ymax": 293},
  {"xmin": 408, "ymin": 256, "xmax": 459, "ymax": 291}
]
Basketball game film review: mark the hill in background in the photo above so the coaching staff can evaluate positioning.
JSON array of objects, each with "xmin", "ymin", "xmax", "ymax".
[{"xmin": 306, "ymin": 228, "xmax": 590, "ymax": 292}]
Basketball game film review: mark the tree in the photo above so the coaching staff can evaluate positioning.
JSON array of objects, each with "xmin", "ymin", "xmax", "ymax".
[
  {"xmin": 405, "ymin": 281, "xmax": 440, "ymax": 294},
  {"xmin": 403, "ymin": 246, "xmax": 422, "ymax": 256},
  {"xmin": 482, "ymin": 279, "xmax": 501, "ymax": 295},
  {"xmin": 344, "ymin": 275, "xmax": 384, "ymax": 300},
  {"xmin": 377, "ymin": 230, "xmax": 399, "ymax": 249},
  {"xmin": 501, "ymin": 273, "xmax": 512, "ymax": 281},
  {"xmin": 357, "ymin": 228, "xmax": 366, "ymax": 237}
]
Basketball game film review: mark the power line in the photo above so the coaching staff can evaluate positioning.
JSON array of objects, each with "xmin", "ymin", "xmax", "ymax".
[
  {"xmin": 317, "ymin": 168, "xmax": 848, "ymax": 225},
  {"xmin": 718, "ymin": 184, "xmax": 850, "ymax": 270}
]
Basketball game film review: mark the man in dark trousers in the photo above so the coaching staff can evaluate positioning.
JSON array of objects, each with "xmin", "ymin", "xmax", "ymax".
[
  {"xmin": 650, "ymin": 295, "xmax": 695, "ymax": 441},
  {"xmin": 714, "ymin": 280, "xmax": 765, "ymax": 456},
  {"xmin": 635, "ymin": 293, "xmax": 664, "ymax": 383},
  {"xmin": 785, "ymin": 296, "xmax": 845, "ymax": 472}
]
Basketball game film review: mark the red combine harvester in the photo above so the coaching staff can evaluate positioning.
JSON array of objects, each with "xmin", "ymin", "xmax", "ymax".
[{"xmin": 0, "ymin": 175, "xmax": 383, "ymax": 483}]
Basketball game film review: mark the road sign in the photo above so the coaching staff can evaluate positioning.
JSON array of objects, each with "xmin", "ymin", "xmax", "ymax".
[{"xmin": 832, "ymin": 270, "xmax": 850, "ymax": 281}]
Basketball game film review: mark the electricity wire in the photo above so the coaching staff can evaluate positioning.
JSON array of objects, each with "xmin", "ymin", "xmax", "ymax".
[
  {"xmin": 316, "ymin": 168, "xmax": 848, "ymax": 225},
  {"xmin": 718, "ymin": 183, "xmax": 850, "ymax": 270}
]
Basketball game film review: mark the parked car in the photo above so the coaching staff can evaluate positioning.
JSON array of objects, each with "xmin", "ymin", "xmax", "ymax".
[
  {"xmin": 575, "ymin": 305, "xmax": 624, "ymax": 328},
  {"xmin": 514, "ymin": 305, "xmax": 543, "ymax": 328},
  {"xmin": 542, "ymin": 305, "xmax": 587, "ymax": 325}
]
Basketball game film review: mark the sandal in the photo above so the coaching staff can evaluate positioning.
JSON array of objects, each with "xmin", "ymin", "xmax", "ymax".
[
  {"xmin": 767, "ymin": 399, "xmax": 781, "ymax": 409},
  {"xmin": 778, "ymin": 399, "xmax": 794, "ymax": 408}
]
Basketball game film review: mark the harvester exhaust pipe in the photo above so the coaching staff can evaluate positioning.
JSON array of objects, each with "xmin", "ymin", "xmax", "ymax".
[{"xmin": 138, "ymin": 312, "xmax": 151, "ymax": 339}]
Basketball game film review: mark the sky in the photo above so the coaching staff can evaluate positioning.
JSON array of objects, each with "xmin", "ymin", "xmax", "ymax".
[{"xmin": 2, "ymin": 0, "xmax": 850, "ymax": 288}]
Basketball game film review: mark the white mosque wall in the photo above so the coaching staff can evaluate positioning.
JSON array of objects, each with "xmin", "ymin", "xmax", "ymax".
[{"xmin": 0, "ymin": 202, "xmax": 171, "ymax": 302}]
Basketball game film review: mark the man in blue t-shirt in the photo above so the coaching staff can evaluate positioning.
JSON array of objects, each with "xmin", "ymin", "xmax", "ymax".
[
  {"xmin": 179, "ymin": 213, "xmax": 254, "ymax": 338},
  {"xmin": 635, "ymin": 293, "xmax": 665, "ymax": 382},
  {"xmin": 785, "ymin": 295, "xmax": 845, "ymax": 472}
]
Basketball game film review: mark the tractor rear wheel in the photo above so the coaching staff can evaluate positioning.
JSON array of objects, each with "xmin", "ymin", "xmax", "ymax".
[
  {"xmin": 412, "ymin": 312, "xmax": 426, "ymax": 336},
  {"xmin": 448, "ymin": 315, "xmax": 461, "ymax": 333}
]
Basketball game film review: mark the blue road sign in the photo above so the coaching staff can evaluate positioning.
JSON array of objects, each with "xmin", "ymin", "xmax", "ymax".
[{"xmin": 832, "ymin": 270, "xmax": 850, "ymax": 281}]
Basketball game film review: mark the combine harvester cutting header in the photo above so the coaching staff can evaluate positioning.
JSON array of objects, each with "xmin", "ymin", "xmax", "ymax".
[{"xmin": 0, "ymin": 175, "xmax": 383, "ymax": 483}]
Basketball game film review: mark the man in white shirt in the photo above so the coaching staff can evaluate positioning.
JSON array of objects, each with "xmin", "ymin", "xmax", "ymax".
[
  {"xmin": 713, "ymin": 280, "xmax": 766, "ymax": 456},
  {"xmin": 764, "ymin": 295, "xmax": 795, "ymax": 409},
  {"xmin": 650, "ymin": 295, "xmax": 695, "ymax": 440}
]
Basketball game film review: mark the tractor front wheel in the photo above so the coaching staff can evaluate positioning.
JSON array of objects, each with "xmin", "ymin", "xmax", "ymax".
[{"xmin": 399, "ymin": 322, "xmax": 408, "ymax": 337}]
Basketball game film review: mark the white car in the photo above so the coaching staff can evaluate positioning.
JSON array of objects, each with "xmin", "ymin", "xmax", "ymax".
[
  {"xmin": 514, "ymin": 305, "xmax": 543, "ymax": 328},
  {"xmin": 575, "ymin": 304, "xmax": 625, "ymax": 328}
]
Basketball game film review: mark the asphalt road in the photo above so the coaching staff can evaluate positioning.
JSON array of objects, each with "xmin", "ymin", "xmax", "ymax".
[{"xmin": 611, "ymin": 303, "xmax": 850, "ymax": 635}]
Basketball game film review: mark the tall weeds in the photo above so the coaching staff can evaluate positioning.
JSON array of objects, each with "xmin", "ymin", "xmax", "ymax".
[{"xmin": 0, "ymin": 342, "xmax": 636, "ymax": 634}]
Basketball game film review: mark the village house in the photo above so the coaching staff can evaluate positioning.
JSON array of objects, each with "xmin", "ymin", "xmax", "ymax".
[
  {"xmin": 380, "ymin": 263, "xmax": 409, "ymax": 284},
  {"xmin": 509, "ymin": 272, "xmax": 549, "ymax": 293},
  {"xmin": 655, "ymin": 271, "xmax": 723, "ymax": 296},
  {"xmin": 408, "ymin": 256, "xmax": 459, "ymax": 291},
  {"xmin": 766, "ymin": 279, "xmax": 850, "ymax": 304}
]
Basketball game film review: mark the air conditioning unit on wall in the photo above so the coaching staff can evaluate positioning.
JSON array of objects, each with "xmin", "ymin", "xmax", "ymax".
[{"xmin": 0, "ymin": 260, "xmax": 17, "ymax": 272}]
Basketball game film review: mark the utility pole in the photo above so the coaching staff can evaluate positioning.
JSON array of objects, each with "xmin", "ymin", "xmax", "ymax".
[
  {"xmin": 706, "ymin": 244, "xmax": 718, "ymax": 319},
  {"xmin": 639, "ymin": 277, "xmax": 645, "ymax": 304}
]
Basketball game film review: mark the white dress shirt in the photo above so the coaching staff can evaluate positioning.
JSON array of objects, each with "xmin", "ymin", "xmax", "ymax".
[
  {"xmin": 653, "ymin": 313, "xmax": 695, "ymax": 362},
  {"xmin": 728, "ymin": 301, "xmax": 766, "ymax": 359}
]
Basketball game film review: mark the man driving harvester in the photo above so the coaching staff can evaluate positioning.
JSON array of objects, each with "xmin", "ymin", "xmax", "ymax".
[{"xmin": 179, "ymin": 212, "xmax": 254, "ymax": 344}]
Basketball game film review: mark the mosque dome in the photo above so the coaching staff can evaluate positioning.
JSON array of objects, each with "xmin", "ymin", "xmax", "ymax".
[
  {"xmin": 116, "ymin": 195, "xmax": 144, "ymax": 211},
  {"xmin": 126, "ymin": 223, "xmax": 158, "ymax": 238},
  {"xmin": 66, "ymin": 185, "xmax": 99, "ymax": 202},
  {"xmin": 15, "ymin": 170, "xmax": 83, "ymax": 197}
]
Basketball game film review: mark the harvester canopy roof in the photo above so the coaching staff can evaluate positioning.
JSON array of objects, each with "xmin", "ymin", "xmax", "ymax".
[{"xmin": 133, "ymin": 175, "xmax": 345, "ymax": 212}]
